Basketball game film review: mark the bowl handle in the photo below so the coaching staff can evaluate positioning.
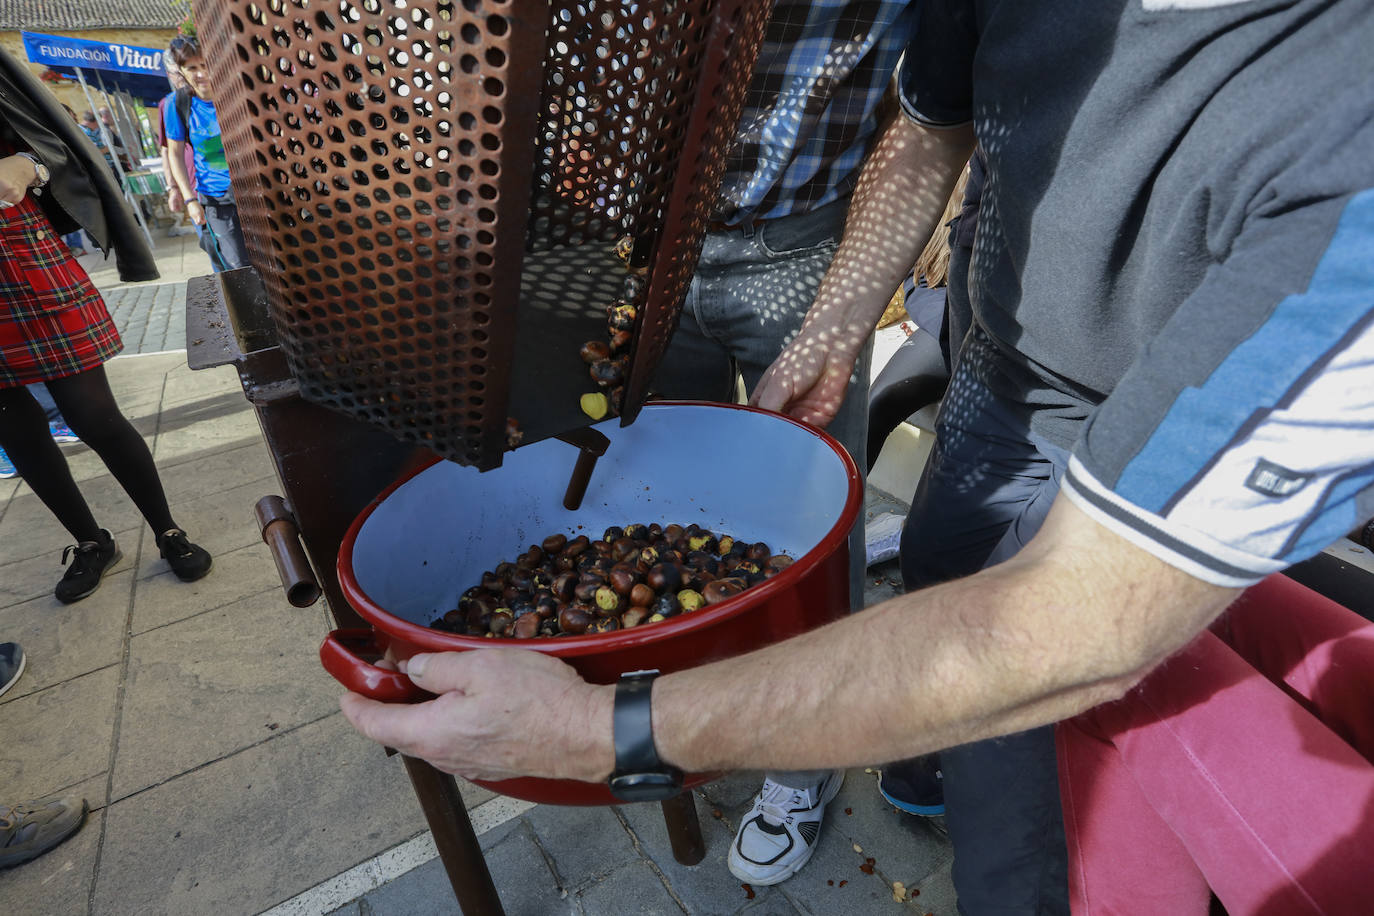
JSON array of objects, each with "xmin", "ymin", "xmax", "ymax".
[{"xmin": 320, "ymin": 628, "xmax": 429, "ymax": 703}]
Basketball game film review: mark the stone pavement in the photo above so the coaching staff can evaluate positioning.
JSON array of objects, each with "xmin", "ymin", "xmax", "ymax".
[{"xmin": 0, "ymin": 234, "xmax": 957, "ymax": 915}]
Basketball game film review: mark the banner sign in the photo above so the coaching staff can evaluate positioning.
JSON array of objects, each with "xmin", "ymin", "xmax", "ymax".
[{"xmin": 21, "ymin": 30, "xmax": 165, "ymax": 76}]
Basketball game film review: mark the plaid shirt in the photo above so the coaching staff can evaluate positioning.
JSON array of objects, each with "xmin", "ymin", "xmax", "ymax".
[{"xmin": 713, "ymin": 0, "xmax": 920, "ymax": 224}]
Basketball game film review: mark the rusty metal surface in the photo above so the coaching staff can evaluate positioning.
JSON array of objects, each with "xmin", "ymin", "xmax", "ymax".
[{"xmin": 197, "ymin": 0, "xmax": 770, "ymax": 469}]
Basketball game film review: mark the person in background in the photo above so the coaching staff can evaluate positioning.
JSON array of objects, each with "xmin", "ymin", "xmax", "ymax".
[
  {"xmin": 0, "ymin": 47, "xmax": 213, "ymax": 601},
  {"xmin": 78, "ymin": 111, "xmax": 119, "ymax": 182},
  {"xmin": 163, "ymin": 36, "xmax": 250, "ymax": 272},
  {"xmin": 97, "ymin": 107, "xmax": 134, "ymax": 171},
  {"xmin": 58, "ymin": 106, "xmax": 90, "ymax": 256},
  {"xmin": 647, "ymin": 1, "xmax": 924, "ymax": 886},
  {"xmin": 155, "ymin": 55, "xmax": 214, "ymax": 254},
  {"xmin": 0, "ymin": 642, "xmax": 89, "ymax": 870}
]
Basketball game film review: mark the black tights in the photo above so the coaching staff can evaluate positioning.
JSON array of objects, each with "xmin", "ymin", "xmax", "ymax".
[{"xmin": 0, "ymin": 366, "xmax": 177, "ymax": 544}]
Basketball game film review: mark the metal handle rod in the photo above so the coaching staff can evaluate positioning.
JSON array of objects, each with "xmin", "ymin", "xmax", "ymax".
[{"xmin": 254, "ymin": 495, "xmax": 322, "ymax": 607}]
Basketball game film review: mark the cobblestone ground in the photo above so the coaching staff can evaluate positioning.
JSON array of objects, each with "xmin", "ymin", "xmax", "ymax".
[{"xmin": 103, "ymin": 281, "xmax": 187, "ymax": 355}]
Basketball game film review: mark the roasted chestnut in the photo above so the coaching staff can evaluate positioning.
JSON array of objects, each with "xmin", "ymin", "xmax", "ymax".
[
  {"xmin": 677, "ymin": 589, "xmax": 705, "ymax": 613},
  {"xmin": 630, "ymin": 583, "xmax": 656, "ymax": 608},
  {"xmin": 511, "ymin": 613, "xmax": 541, "ymax": 639},
  {"xmin": 587, "ymin": 615, "xmax": 621, "ymax": 634},
  {"xmin": 621, "ymin": 606, "xmax": 650, "ymax": 629},
  {"xmin": 580, "ymin": 340, "xmax": 612, "ymax": 364},
  {"xmin": 702, "ymin": 577, "xmax": 748, "ymax": 605},
  {"xmin": 590, "ymin": 359, "xmax": 624, "ymax": 388}
]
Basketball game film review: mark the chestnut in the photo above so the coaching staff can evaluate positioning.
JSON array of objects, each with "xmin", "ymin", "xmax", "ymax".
[
  {"xmin": 579, "ymin": 339, "xmax": 611, "ymax": 364},
  {"xmin": 590, "ymin": 359, "xmax": 624, "ymax": 388},
  {"xmin": 646, "ymin": 523, "xmax": 663, "ymax": 540},
  {"xmin": 717, "ymin": 535, "xmax": 735, "ymax": 555},
  {"xmin": 594, "ymin": 585, "xmax": 624, "ymax": 613},
  {"xmin": 603, "ymin": 525, "xmax": 625, "ymax": 542},
  {"xmin": 558, "ymin": 606, "xmax": 592, "ymax": 635},
  {"xmin": 651, "ymin": 593, "xmax": 680, "ymax": 617},
  {"xmin": 509, "ymin": 569, "xmax": 533, "ymax": 592},
  {"xmin": 564, "ymin": 535, "xmax": 591, "ymax": 557},
  {"xmin": 480, "ymin": 571, "xmax": 504, "ymax": 594},
  {"xmin": 621, "ymin": 607, "xmax": 650, "ymax": 629},
  {"xmin": 646, "ymin": 562, "xmax": 683, "ymax": 593},
  {"xmin": 551, "ymin": 571, "xmax": 577, "ymax": 603},
  {"xmin": 542, "ymin": 532, "xmax": 568, "ymax": 555},
  {"xmin": 745, "ymin": 542, "xmax": 772, "ymax": 563},
  {"xmin": 517, "ymin": 546, "xmax": 544, "ymax": 569},
  {"xmin": 534, "ymin": 592, "xmax": 560, "ymax": 618},
  {"xmin": 580, "ymin": 391, "xmax": 610, "ymax": 420},
  {"xmin": 677, "ymin": 589, "xmax": 705, "ymax": 613},
  {"xmin": 511, "ymin": 613, "xmax": 541, "ymax": 639},
  {"xmin": 622, "ymin": 272, "xmax": 646, "ymax": 300},
  {"xmin": 702, "ymin": 577, "xmax": 748, "ymax": 605},
  {"xmin": 623, "ymin": 523, "xmax": 648, "ymax": 541},
  {"xmin": 608, "ymin": 328, "xmax": 633, "ymax": 353},
  {"xmin": 587, "ymin": 615, "xmax": 621, "ymax": 634},
  {"xmin": 573, "ymin": 574, "xmax": 605, "ymax": 603},
  {"xmin": 687, "ymin": 532, "xmax": 718, "ymax": 553},
  {"xmin": 767, "ymin": 554, "xmax": 795, "ymax": 570},
  {"xmin": 494, "ymin": 561, "xmax": 516, "ymax": 580},
  {"xmin": 608, "ymin": 301, "xmax": 637, "ymax": 331},
  {"xmin": 607, "ymin": 565, "xmax": 640, "ymax": 596},
  {"xmin": 635, "ymin": 545, "xmax": 660, "ymax": 570},
  {"xmin": 610, "ymin": 536, "xmax": 638, "ymax": 562},
  {"xmin": 488, "ymin": 611, "xmax": 514, "ymax": 636},
  {"xmin": 629, "ymin": 583, "xmax": 656, "ymax": 608}
]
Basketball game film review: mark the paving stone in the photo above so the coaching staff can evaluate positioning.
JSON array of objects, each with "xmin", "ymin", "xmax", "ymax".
[
  {"xmin": 0, "ymin": 522, "xmax": 139, "ymax": 611},
  {"xmin": 324, "ymin": 904, "xmax": 360, "ymax": 916},
  {"xmin": 573, "ymin": 860, "xmax": 684, "ymax": 915},
  {"xmin": 824, "ymin": 768, "xmax": 953, "ymax": 889},
  {"xmin": 0, "ymin": 568, "xmax": 130, "ymax": 697},
  {"xmin": 735, "ymin": 894, "xmax": 804, "ymax": 915},
  {"xmin": 94, "ymin": 714, "xmax": 428, "ymax": 916},
  {"xmin": 0, "ymin": 475, "xmax": 147, "ymax": 564},
  {"xmin": 110, "ymin": 588, "xmax": 339, "ymax": 798},
  {"xmin": 153, "ymin": 438, "xmax": 276, "ymax": 510},
  {"xmin": 0, "ymin": 666, "xmax": 119, "ymax": 803},
  {"xmin": 0, "ymin": 804, "xmax": 103, "ymax": 916},
  {"xmin": 524, "ymin": 802, "xmax": 638, "ymax": 891},
  {"xmin": 615, "ymin": 793, "xmax": 766, "ymax": 916},
  {"xmin": 363, "ymin": 822, "xmax": 571, "ymax": 916},
  {"xmin": 131, "ymin": 541, "xmax": 282, "ymax": 634},
  {"xmin": 153, "ymin": 398, "xmax": 264, "ymax": 466},
  {"xmin": 131, "ymin": 475, "xmax": 275, "ymax": 580}
]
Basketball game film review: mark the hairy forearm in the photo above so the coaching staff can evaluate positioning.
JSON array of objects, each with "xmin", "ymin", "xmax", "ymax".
[
  {"xmin": 651, "ymin": 499, "xmax": 1237, "ymax": 774},
  {"xmin": 800, "ymin": 117, "xmax": 975, "ymax": 348}
]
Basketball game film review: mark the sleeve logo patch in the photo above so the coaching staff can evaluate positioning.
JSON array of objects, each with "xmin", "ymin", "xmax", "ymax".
[{"xmin": 1245, "ymin": 459, "xmax": 1310, "ymax": 498}]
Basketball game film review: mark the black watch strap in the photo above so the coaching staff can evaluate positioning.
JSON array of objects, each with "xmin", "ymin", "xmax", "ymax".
[{"xmin": 608, "ymin": 669, "xmax": 683, "ymax": 801}]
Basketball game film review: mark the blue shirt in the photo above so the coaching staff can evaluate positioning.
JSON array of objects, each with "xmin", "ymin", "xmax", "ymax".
[{"xmin": 163, "ymin": 95, "xmax": 231, "ymax": 199}]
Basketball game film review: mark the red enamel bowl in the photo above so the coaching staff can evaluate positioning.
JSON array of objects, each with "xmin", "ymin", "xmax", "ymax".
[{"xmin": 325, "ymin": 401, "xmax": 861, "ymax": 804}]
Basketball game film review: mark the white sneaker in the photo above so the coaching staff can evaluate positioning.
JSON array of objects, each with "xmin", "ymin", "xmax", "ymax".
[{"xmin": 727, "ymin": 771, "xmax": 844, "ymax": 885}]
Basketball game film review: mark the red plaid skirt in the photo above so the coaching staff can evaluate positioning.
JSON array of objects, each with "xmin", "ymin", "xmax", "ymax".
[{"xmin": 0, "ymin": 193, "xmax": 122, "ymax": 387}]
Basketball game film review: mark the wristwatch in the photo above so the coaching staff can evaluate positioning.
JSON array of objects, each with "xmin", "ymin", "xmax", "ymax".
[
  {"xmin": 607, "ymin": 669, "xmax": 684, "ymax": 802},
  {"xmin": 16, "ymin": 153, "xmax": 49, "ymax": 195}
]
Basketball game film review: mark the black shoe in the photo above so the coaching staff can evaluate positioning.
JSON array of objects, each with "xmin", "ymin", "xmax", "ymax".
[
  {"xmin": 54, "ymin": 530, "xmax": 122, "ymax": 604},
  {"xmin": 157, "ymin": 528, "xmax": 212, "ymax": 582},
  {"xmin": 878, "ymin": 754, "xmax": 946, "ymax": 817},
  {"xmin": 0, "ymin": 642, "xmax": 25, "ymax": 699}
]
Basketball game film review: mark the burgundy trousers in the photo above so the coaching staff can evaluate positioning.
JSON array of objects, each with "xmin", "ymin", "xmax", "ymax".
[{"xmin": 1058, "ymin": 574, "xmax": 1374, "ymax": 915}]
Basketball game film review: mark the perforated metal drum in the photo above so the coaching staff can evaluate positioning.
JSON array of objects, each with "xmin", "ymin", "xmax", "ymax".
[{"xmin": 197, "ymin": 0, "xmax": 771, "ymax": 468}]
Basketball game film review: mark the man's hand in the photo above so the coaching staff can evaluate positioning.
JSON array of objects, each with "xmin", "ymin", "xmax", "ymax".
[
  {"xmin": 0, "ymin": 154, "xmax": 37, "ymax": 208},
  {"xmin": 339, "ymin": 648, "xmax": 615, "ymax": 783},
  {"xmin": 751, "ymin": 326, "xmax": 862, "ymax": 429},
  {"xmin": 185, "ymin": 198, "xmax": 207, "ymax": 226},
  {"xmin": 167, "ymin": 186, "xmax": 185, "ymax": 213}
]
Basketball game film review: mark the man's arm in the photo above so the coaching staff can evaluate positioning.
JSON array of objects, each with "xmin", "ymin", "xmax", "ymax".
[
  {"xmin": 165, "ymin": 139, "xmax": 203, "ymax": 225},
  {"xmin": 340, "ymin": 494, "xmax": 1238, "ymax": 782},
  {"xmin": 749, "ymin": 114, "xmax": 973, "ymax": 428}
]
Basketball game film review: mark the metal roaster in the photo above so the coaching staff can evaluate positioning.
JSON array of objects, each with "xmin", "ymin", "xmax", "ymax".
[{"xmin": 178, "ymin": 1, "xmax": 874, "ymax": 913}]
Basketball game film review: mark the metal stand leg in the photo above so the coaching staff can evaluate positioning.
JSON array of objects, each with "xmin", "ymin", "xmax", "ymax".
[
  {"xmin": 401, "ymin": 756, "xmax": 506, "ymax": 915},
  {"xmin": 660, "ymin": 791, "xmax": 706, "ymax": 865}
]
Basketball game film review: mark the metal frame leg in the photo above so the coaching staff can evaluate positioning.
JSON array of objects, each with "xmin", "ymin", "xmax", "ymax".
[
  {"xmin": 401, "ymin": 756, "xmax": 506, "ymax": 915},
  {"xmin": 660, "ymin": 791, "xmax": 706, "ymax": 865}
]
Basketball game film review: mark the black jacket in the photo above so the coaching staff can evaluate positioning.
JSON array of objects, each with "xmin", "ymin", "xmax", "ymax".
[{"xmin": 0, "ymin": 48, "xmax": 158, "ymax": 282}]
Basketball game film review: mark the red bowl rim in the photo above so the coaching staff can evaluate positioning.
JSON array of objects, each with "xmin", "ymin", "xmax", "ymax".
[{"xmin": 336, "ymin": 400, "xmax": 863, "ymax": 659}]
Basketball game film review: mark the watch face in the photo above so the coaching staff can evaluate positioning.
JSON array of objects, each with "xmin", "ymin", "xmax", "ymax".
[{"xmin": 608, "ymin": 771, "xmax": 682, "ymax": 802}]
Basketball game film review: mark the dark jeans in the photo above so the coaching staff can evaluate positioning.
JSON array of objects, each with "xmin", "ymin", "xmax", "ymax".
[
  {"xmin": 199, "ymin": 195, "xmax": 251, "ymax": 272},
  {"xmin": 899, "ymin": 327, "xmax": 1071, "ymax": 916}
]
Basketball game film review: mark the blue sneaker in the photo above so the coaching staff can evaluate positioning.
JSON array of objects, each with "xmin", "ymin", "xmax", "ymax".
[
  {"xmin": 49, "ymin": 422, "xmax": 80, "ymax": 444},
  {"xmin": 878, "ymin": 755, "xmax": 946, "ymax": 816},
  {"xmin": 0, "ymin": 447, "xmax": 15, "ymax": 480}
]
